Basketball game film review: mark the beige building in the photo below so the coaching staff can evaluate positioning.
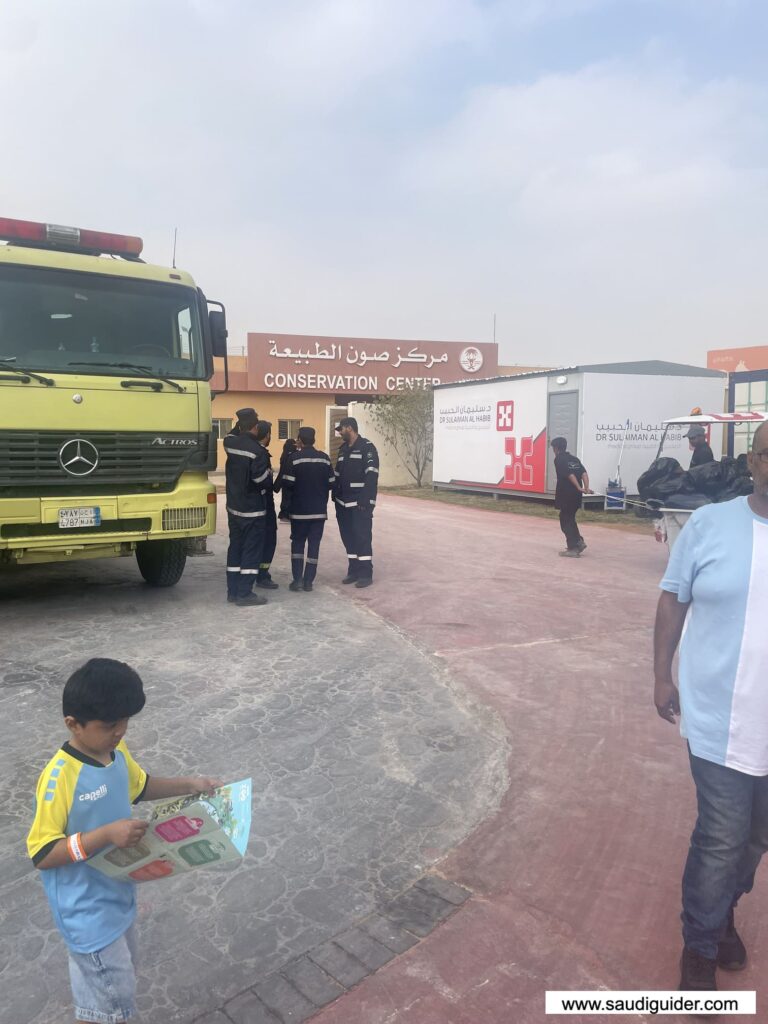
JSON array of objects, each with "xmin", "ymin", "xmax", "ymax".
[{"xmin": 211, "ymin": 333, "xmax": 508, "ymax": 466}]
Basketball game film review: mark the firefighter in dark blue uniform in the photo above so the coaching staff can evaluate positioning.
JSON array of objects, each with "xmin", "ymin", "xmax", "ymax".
[
  {"xmin": 223, "ymin": 409, "xmax": 271, "ymax": 606},
  {"xmin": 333, "ymin": 416, "xmax": 379, "ymax": 588},
  {"xmin": 281, "ymin": 426, "xmax": 335, "ymax": 592},
  {"xmin": 254, "ymin": 421, "xmax": 279, "ymax": 589}
]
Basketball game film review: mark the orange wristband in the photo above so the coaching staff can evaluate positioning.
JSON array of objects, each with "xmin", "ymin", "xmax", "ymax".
[{"xmin": 67, "ymin": 833, "xmax": 87, "ymax": 862}]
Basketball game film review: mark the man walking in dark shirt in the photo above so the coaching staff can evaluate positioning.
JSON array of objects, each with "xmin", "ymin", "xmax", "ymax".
[
  {"xmin": 686, "ymin": 425, "xmax": 715, "ymax": 468},
  {"xmin": 551, "ymin": 436, "xmax": 591, "ymax": 557}
]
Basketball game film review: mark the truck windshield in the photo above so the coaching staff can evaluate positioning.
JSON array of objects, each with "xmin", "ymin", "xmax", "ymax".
[{"xmin": 0, "ymin": 264, "xmax": 205, "ymax": 380}]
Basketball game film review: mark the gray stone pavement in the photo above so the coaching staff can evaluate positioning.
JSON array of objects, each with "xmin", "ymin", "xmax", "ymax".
[{"xmin": 0, "ymin": 500, "xmax": 507, "ymax": 1023}]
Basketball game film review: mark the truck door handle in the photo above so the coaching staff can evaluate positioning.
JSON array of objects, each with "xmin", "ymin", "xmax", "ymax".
[{"xmin": 120, "ymin": 379, "xmax": 163, "ymax": 392}]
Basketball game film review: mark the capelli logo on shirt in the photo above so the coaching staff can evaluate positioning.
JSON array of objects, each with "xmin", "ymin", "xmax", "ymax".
[{"xmin": 78, "ymin": 784, "xmax": 108, "ymax": 802}]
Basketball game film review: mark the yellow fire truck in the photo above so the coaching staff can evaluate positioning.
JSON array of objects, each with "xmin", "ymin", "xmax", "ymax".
[{"xmin": 0, "ymin": 217, "xmax": 229, "ymax": 586}]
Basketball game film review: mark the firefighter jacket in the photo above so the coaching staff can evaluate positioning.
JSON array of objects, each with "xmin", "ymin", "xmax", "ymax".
[
  {"xmin": 334, "ymin": 435, "xmax": 380, "ymax": 510},
  {"xmin": 223, "ymin": 431, "xmax": 272, "ymax": 518},
  {"xmin": 281, "ymin": 446, "xmax": 335, "ymax": 520}
]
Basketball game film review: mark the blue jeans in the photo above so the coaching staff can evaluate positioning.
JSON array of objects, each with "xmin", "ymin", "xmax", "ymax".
[
  {"xmin": 682, "ymin": 749, "xmax": 768, "ymax": 957},
  {"xmin": 68, "ymin": 924, "xmax": 138, "ymax": 1022}
]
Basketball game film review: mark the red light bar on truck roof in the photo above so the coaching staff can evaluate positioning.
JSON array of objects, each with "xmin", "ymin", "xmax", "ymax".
[{"xmin": 0, "ymin": 217, "xmax": 143, "ymax": 258}]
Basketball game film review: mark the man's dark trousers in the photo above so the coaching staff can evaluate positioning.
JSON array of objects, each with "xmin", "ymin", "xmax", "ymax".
[
  {"xmin": 682, "ymin": 749, "xmax": 768, "ymax": 957},
  {"xmin": 258, "ymin": 503, "xmax": 277, "ymax": 582},
  {"xmin": 336, "ymin": 504, "xmax": 373, "ymax": 580},
  {"xmin": 559, "ymin": 507, "xmax": 582, "ymax": 550},
  {"xmin": 290, "ymin": 520, "xmax": 325, "ymax": 584},
  {"xmin": 227, "ymin": 514, "xmax": 266, "ymax": 599}
]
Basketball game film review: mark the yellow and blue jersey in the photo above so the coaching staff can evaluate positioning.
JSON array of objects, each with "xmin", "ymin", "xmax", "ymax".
[{"xmin": 26, "ymin": 740, "xmax": 148, "ymax": 953}]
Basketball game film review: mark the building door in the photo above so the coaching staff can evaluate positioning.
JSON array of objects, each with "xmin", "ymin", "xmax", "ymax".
[
  {"xmin": 326, "ymin": 406, "xmax": 347, "ymax": 461},
  {"xmin": 546, "ymin": 391, "xmax": 579, "ymax": 492},
  {"xmin": 729, "ymin": 372, "xmax": 768, "ymax": 456}
]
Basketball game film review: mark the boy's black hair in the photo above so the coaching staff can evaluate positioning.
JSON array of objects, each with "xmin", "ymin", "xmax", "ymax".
[
  {"xmin": 337, "ymin": 416, "xmax": 358, "ymax": 432},
  {"xmin": 298, "ymin": 426, "xmax": 315, "ymax": 446},
  {"xmin": 63, "ymin": 659, "xmax": 146, "ymax": 724},
  {"xmin": 550, "ymin": 436, "xmax": 568, "ymax": 451}
]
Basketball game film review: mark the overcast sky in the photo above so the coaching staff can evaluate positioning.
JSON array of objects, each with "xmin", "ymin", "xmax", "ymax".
[{"xmin": 2, "ymin": 0, "xmax": 767, "ymax": 367}]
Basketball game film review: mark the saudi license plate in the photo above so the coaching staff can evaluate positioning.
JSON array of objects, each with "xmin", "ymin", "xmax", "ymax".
[{"xmin": 58, "ymin": 507, "xmax": 101, "ymax": 529}]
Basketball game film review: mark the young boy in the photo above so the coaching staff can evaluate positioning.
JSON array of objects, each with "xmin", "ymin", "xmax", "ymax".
[{"xmin": 26, "ymin": 658, "xmax": 220, "ymax": 1024}]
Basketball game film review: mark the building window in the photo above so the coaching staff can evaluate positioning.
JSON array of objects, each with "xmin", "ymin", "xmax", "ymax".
[
  {"xmin": 278, "ymin": 418, "xmax": 302, "ymax": 441},
  {"xmin": 212, "ymin": 418, "xmax": 233, "ymax": 439}
]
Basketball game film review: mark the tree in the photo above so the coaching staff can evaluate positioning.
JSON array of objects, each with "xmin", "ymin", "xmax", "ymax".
[{"xmin": 368, "ymin": 388, "xmax": 434, "ymax": 488}]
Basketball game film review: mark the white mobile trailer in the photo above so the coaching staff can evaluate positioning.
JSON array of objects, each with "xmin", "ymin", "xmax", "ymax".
[{"xmin": 432, "ymin": 360, "xmax": 726, "ymax": 499}]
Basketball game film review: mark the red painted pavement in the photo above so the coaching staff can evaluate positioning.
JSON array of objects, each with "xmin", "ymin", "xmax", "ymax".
[{"xmin": 313, "ymin": 495, "xmax": 766, "ymax": 1024}]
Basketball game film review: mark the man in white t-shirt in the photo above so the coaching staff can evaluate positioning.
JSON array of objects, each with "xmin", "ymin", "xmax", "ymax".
[{"xmin": 654, "ymin": 420, "xmax": 768, "ymax": 991}]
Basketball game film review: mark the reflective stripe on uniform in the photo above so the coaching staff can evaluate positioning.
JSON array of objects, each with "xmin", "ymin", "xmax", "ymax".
[
  {"xmin": 227, "ymin": 507, "xmax": 267, "ymax": 517},
  {"xmin": 350, "ymin": 482, "xmax": 364, "ymax": 488},
  {"xmin": 226, "ymin": 567, "xmax": 241, "ymax": 572},
  {"xmin": 240, "ymin": 569, "xmax": 259, "ymax": 574},
  {"xmin": 306, "ymin": 557, "xmax": 318, "ymax": 564},
  {"xmin": 292, "ymin": 458, "xmax": 331, "ymax": 465},
  {"xmin": 349, "ymin": 453, "xmax": 363, "ymax": 459},
  {"xmin": 290, "ymin": 513, "xmax": 327, "ymax": 520},
  {"xmin": 358, "ymin": 555, "xmax": 372, "ymax": 561},
  {"xmin": 365, "ymin": 466, "xmax": 379, "ymax": 474},
  {"xmin": 282, "ymin": 475, "xmax": 296, "ymax": 482},
  {"xmin": 254, "ymin": 469, "xmax": 271, "ymax": 484},
  {"xmin": 224, "ymin": 448, "xmax": 256, "ymax": 460},
  {"xmin": 335, "ymin": 499, "xmax": 357, "ymax": 507},
  {"xmin": 291, "ymin": 554, "xmax": 304, "ymax": 560},
  {"xmin": 348, "ymin": 554, "xmax": 358, "ymax": 559}
]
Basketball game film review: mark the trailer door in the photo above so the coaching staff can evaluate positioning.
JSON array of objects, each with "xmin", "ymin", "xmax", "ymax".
[{"xmin": 546, "ymin": 391, "xmax": 579, "ymax": 491}]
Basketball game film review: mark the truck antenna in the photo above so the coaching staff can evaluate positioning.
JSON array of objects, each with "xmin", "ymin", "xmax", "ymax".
[{"xmin": 172, "ymin": 227, "xmax": 178, "ymax": 269}]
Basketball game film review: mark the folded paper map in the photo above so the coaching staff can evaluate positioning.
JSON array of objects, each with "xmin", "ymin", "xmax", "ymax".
[{"xmin": 88, "ymin": 778, "xmax": 252, "ymax": 883}]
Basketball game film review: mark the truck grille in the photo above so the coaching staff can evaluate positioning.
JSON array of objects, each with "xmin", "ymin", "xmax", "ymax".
[
  {"xmin": 162, "ymin": 507, "xmax": 207, "ymax": 531},
  {"xmin": 0, "ymin": 430, "xmax": 214, "ymax": 497}
]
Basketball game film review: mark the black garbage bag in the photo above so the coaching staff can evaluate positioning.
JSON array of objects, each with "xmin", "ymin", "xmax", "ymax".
[
  {"xmin": 637, "ymin": 457, "xmax": 686, "ymax": 499},
  {"xmin": 718, "ymin": 456, "xmax": 741, "ymax": 487},
  {"xmin": 660, "ymin": 493, "xmax": 712, "ymax": 510},
  {"xmin": 717, "ymin": 479, "xmax": 754, "ymax": 502},
  {"xmin": 646, "ymin": 471, "xmax": 697, "ymax": 500},
  {"xmin": 689, "ymin": 460, "xmax": 725, "ymax": 497}
]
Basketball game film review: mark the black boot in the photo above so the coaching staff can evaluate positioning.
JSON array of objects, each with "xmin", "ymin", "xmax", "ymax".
[
  {"xmin": 679, "ymin": 947, "xmax": 717, "ymax": 990},
  {"xmin": 717, "ymin": 909, "xmax": 747, "ymax": 971}
]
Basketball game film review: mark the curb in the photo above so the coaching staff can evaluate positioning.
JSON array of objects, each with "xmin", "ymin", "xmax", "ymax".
[{"xmin": 193, "ymin": 874, "xmax": 472, "ymax": 1024}]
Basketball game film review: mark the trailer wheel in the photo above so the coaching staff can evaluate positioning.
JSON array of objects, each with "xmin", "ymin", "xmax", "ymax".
[{"xmin": 135, "ymin": 540, "xmax": 187, "ymax": 587}]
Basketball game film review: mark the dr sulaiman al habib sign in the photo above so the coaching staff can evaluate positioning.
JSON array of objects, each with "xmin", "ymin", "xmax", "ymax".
[{"xmin": 246, "ymin": 332, "xmax": 498, "ymax": 395}]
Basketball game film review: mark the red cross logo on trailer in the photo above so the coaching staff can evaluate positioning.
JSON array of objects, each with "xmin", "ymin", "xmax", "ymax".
[{"xmin": 496, "ymin": 401, "xmax": 514, "ymax": 431}]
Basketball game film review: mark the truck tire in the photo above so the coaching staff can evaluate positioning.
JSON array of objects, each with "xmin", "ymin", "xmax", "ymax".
[{"xmin": 135, "ymin": 539, "xmax": 187, "ymax": 587}]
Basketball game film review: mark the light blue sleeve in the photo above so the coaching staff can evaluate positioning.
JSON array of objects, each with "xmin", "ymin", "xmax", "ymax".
[{"xmin": 659, "ymin": 512, "xmax": 702, "ymax": 603}]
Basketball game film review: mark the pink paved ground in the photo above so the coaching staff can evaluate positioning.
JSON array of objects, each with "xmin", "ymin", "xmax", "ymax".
[{"xmin": 313, "ymin": 495, "xmax": 766, "ymax": 1024}]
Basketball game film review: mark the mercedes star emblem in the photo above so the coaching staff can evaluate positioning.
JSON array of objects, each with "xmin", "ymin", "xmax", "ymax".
[{"xmin": 58, "ymin": 438, "xmax": 99, "ymax": 477}]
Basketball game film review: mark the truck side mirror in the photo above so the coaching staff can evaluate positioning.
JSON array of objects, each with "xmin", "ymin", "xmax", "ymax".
[{"xmin": 209, "ymin": 309, "xmax": 228, "ymax": 357}]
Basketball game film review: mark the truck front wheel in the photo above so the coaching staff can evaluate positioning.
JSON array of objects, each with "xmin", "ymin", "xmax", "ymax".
[{"xmin": 135, "ymin": 539, "xmax": 187, "ymax": 587}]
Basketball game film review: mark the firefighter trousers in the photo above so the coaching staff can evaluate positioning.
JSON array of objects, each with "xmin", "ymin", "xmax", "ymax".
[
  {"xmin": 290, "ymin": 519, "xmax": 325, "ymax": 583},
  {"xmin": 226, "ymin": 513, "xmax": 266, "ymax": 598},
  {"xmin": 259, "ymin": 504, "xmax": 277, "ymax": 581},
  {"xmin": 335, "ymin": 504, "xmax": 373, "ymax": 579}
]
